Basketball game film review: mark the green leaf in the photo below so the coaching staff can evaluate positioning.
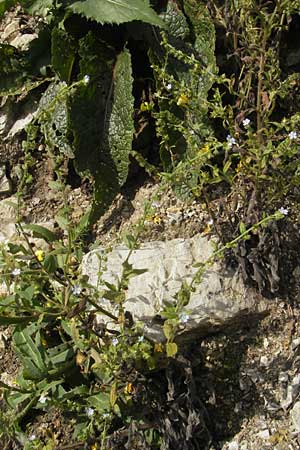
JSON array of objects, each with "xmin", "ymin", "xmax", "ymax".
[
  {"xmin": 123, "ymin": 233, "xmax": 137, "ymax": 250},
  {"xmin": 163, "ymin": 321, "xmax": 174, "ymax": 341},
  {"xmin": 122, "ymin": 259, "xmax": 148, "ymax": 281},
  {"xmin": 151, "ymin": 0, "xmax": 216, "ymax": 173},
  {"xmin": 166, "ymin": 342, "xmax": 178, "ymax": 357},
  {"xmin": 88, "ymin": 392, "xmax": 110, "ymax": 413},
  {"xmin": 68, "ymin": 35, "xmax": 135, "ymax": 223},
  {"xmin": 18, "ymin": 285, "xmax": 35, "ymax": 302},
  {"xmin": 25, "ymin": 0, "xmax": 55, "ymax": 17},
  {"xmin": 0, "ymin": 315, "xmax": 34, "ymax": 325},
  {"xmin": 239, "ymin": 222, "xmax": 247, "ymax": 235},
  {"xmin": 110, "ymin": 382, "xmax": 117, "ymax": 406},
  {"xmin": 5, "ymin": 392, "xmax": 32, "ymax": 409},
  {"xmin": 38, "ymin": 81, "xmax": 74, "ymax": 158},
  {"xmin": 24, "ymin": 224, "xmax": 59, "ymax": 243},
  {"xmin": 47, "ymin": 342, "xmax": 74, "ymax": 366},
  {"xmin": 13, "ymin": 327, "xmax": 47, "ymax": 380},
  {"xmin": 51, "ymin": 27, "xmax": 77, "ymax": 83},
  {"xmin": 43, "ymin": 254, "xmax": 58, "ymax": 273},
  {"xmin": 68, "ymin": 0, "xmax": 166, "ymax": 27},
  {"xmin": 7, "ymin": 243, "xmax": 29, "ymax": 255},
  {"xmin": 106, "ymin": 48, "xmax": 135, "ymax": 187}
]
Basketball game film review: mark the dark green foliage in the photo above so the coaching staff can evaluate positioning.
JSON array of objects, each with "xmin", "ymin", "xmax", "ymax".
[
  {"xmin": 39, "ymin": 81, "xmax": 74, "ymax": 157},
  {"xmin": 51, "ymin": 27, "xmax": 77, "ymax": 83},
  {"xmin": 67, "ymin": 0, "xmax": 166, "ymax": 27},
  {"xmin": 0, "ymin": 27, "xmax": 51, "ymax": 96},
  {"xmin": 151, "ymin": 0, "xmax": 216, "ymax": 170},
  {"xmin": 0, "ymin": 0, "xmax": 216, "ymax": 222}
]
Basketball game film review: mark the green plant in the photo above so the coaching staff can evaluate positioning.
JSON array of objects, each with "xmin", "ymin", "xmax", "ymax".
[
  {"xmin": 0, "ymin": 157, "xmax": 160, "ymax": 447},
  {"xmin": 148, "ymin": 1, "xmax": 300, "ymax": 214},
  {"xmin": 0, "ymin": 0, "xmax": 219, "ymax": 225}
]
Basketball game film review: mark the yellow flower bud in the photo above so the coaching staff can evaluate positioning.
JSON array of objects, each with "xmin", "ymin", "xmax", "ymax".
[
  {"xmin": 177, "ymin": 93, "xmax": 189, "ymax": 107},
  {"xmin": 140, "ymin": 101, "xmax": 153, "ymax": 112},
  {"xmin": 154, "ymin": 343, "xmax": 164, "ymax": 353},
  {"xmin": 153, "ymin": 215, "xmax": 162, "ymax": 225},
  {"xmin": 35, "ymin": 250, "xmax": 45, "ymax": 262}
]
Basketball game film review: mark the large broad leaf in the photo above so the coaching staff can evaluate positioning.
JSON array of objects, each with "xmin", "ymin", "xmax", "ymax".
[
  {"xmin": 68, "ymin": 0, "xmax": 166, "ymax": 27},
  {"xmin": 68, "ymin": 33, "xmax": 135, "ymax": 223},
  {"xmin": 105, "ymin": 48, "xmax": 135, "ymax": 187}
]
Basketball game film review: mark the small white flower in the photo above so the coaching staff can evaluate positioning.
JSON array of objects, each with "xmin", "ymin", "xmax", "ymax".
[
  {"xmin": 226, "ymin": 134, "xmax": 237, "ymax": 148},
  {"xmin": 112, "ymin": 337, "xmax": 118, "ymax": 346},
  {"xmin": 278, "ymin": 207, "xmax": 288, "ymax": 216},
  {"xmin": 189, "ymin": 130, "xmax": 195, "ymax": 135},
  {"xmin": 83, "ymin": 75, "xmax": 90, "ymax": 85},
  {"xmin": 151, "ymin": 201, "xmax": 160, "ymax": 208},
  {"xmin": 289, "ymin": 131, "xmax": 297, "ymax": 140},
  {"xmin": 138, "ymin": 336, "xmax": 144, "ymax": 343},
  {"xmin": 242, "ymin": 118, "xmax": 251, "ymax": 128},
  {"xmin": 179, "ymin": 313, "xmax": 190, "ymax": 324},
  {"xmin": 71, "ymin": 285, "xmax": 82, "ymax": 296},
  {"xmin": 28, "ymin": 434, "xmax": 36, "ymax": 441},
  {"xmin": 38, "ymin": 394, "xmax": 48, "ymax": 404},
  {"xmin": 11, "ymin": 268, "xmax": 21, "ymax": 276},
  {"xmin": 85, "ymin": 407, "xmax": 94, "ymax": 417},
  {"xmin": 166, "ymin": 83, "xmax": 172, "ymax": 91}
]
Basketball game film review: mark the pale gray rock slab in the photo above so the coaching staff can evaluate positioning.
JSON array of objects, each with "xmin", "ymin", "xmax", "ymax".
[
  {"xmin": 10, "ymin": 33, "xmax": 37, "ymax": 51},
  {"xmin": 291, "ymin": 401, "xmax": 300, "ymax": 433},
  {"xmin": 281, "ymin": 374, "xmax": 300, "ymax": 409},
  {"xmin": 0, "ymin": 165, "xmax": 12, "ymax": 196},
  {"xmin": 0, "ymin": 197, "xmax": 17, "ymax": 243},
  {"xmin": 82, "ymin": 235, "xmax": 269, "ymax": 342}
]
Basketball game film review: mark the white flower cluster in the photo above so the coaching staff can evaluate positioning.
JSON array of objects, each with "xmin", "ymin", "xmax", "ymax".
[
  {"xmin": 242, "ymin": 118, "xmax": 251, "ymax": 128},
  {"xmin": 278, "ymin": 207, "xmax": 288, "ymax": 216},
  {"xmin": 71, "ymin": 285, "xmax": 82, "ymax": 296},
  {"xmin": 227, "ymin": 135, "xmax": 237, "ymax": 148},
  {"xmin": 11, "ymin": 268, "xmax": 21, "ymax": 276},
  {"xmin": 83, "ymin": 74, "xmax": 90, "ymax": 85},
  {"xmin": 289, "ymin": 131, "xmax": 297, "ymax": 140}
]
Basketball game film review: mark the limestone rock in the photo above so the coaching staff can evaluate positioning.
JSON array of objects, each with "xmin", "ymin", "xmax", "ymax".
[
  {"xmin": 0, "ymin": 196, "xmax": 17, "ymax": 243},
  {"xmin": 82, "ymin": 235, "xmax": 269, "ymax": 342},
  {"xmin": 0, "ymin": 165, "xmax": 12, "ymax": 196},
  {"xmin": 291, "ymin": 401, "xmax": 300, "ymax": 433}
]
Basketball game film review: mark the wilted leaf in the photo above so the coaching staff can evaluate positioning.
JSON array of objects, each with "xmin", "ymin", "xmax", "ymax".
[{"xmin": 110, "ymin": 382, "xmax": 118, "ymax": 407}]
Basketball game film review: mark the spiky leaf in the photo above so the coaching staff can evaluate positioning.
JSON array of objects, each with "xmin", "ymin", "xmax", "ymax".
[{"xmin": 68, "ymin": 0, "xmax": 166, "ymax": 27}]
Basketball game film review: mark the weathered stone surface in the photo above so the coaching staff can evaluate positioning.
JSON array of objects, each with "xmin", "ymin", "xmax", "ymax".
[
  {"xmin": 0, "ymin": 196, "xmax": 17, "ymax": 243},
  {"xmin": 82, "ymin": 235, "xmax": 269, "ymax": 342},
  {"xmin": 0, "ymin": 165, "xmax": 12, "ymax": 196},
  {"xmin": 291, "ymin": 401, "xmax": 300, "ymax": 433}
]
